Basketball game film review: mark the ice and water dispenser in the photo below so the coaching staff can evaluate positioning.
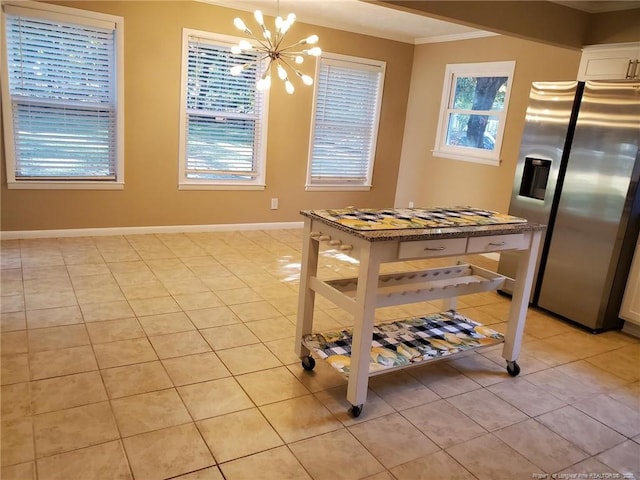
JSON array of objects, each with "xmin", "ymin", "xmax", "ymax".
[{"xmin": 519, "ymin": 157, "xmax": 551, "ymax": 200}]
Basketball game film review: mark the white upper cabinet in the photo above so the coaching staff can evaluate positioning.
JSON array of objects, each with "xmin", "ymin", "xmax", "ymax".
[{"xmin": 578, "ymin": 42, "xmax": 640, "ymax": 80}]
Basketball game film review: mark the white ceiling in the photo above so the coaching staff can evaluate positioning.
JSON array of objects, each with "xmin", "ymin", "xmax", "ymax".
[{"xmin": 202, "ymin": 0, "xmax": 640, "ymax": 45}]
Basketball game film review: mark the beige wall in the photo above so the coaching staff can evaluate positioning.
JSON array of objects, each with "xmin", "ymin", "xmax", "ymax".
[
  {"xmin": 378, "ymin": 1, "xmax": 640, "ymax": 48},
  {"xmin": 378, "ymin": 1, "xmax": 590, "ymax": 48},
  {"xmin": 394, "ymin": 35, "xmax": 581, "ymax": 212},
  {"xmin": 585, "ymin": 9, "xmax": 640, "ymax": 45},
  {"xmin": 0, "ymin": 1, "xmax": 414, "ymax": 232}
]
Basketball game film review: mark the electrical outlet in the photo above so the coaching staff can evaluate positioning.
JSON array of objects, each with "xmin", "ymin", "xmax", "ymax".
[
  {"xmin": 408, "ymin": 201, "xmax": 414, "ymax": 208},
  {"xmin": 271, "ymin": 198, "xmax": 278, "ymax": 210}
]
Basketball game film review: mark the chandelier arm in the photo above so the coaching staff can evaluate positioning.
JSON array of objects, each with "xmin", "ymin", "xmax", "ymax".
[
  {"xmin": 262, "ymin": 58, "xmax": 274, "ymax": 79},
  {"xmin": 278, "ymin": 41, "xmax": 307, "ymax": 53},
  {"xmin": 277, "ymin": 56, "xmax": 295, "ymax": 71},
  {"xmin": 278, "ymin": 57, "xmax": 303, "ymax": 80},
  {"xmin": 279, "ymin": 50, "xmax": 307, "ymax": 57},
  {"xmin": 273, "ymin": 29, "xmax": 291, "ymax": 52},
  {"xmin": 279, "ymin": 56, "xmax": 314, "ymax": 86},
  {"xmin": 232, "ymin": 53, "xmax": 270, "ymax": 73},
  {"xmin": 249, "ymin": 34, "xmax": 272, "ymax": 52}
]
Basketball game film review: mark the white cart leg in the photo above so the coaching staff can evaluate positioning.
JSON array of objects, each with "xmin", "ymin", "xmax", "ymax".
[
  {"xmin": 296, "ymin": 218, "xmax": 319, "ymax": 359},
  {"xmin": 346, "ymin": 242, "xmax": 380, "ymax": 416},
  {"xmin": 503, "ymin": 230, "xmax": 543, "ymax": 372},
  {"xmin": 441, "ymin": 297, "xmax": 457, "ymax": 312},
  {"xmin": 442, "ymin": 257, "xmax": 464, "ymax": 311}
]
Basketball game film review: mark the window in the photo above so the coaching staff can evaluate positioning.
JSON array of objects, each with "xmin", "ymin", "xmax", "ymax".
[
  {"xmin": 178, "ymin": 29, "xmax": 268, "ymax": 190},
  {"xmin": 434, "ymin": 61, "xmax": 515, "ymax": 166},
  {"xmin": 307, "ymin": 53, "xmax": 385, "ymax": 190},
  {"xmin": 1, "ymin": 2, "xmax": 124, "ymax": 189}
]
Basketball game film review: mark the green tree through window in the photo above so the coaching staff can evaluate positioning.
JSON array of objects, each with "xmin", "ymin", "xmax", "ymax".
[{"xmin": 457, "ymin": 77, "xmax": 507, "ymax": 149}]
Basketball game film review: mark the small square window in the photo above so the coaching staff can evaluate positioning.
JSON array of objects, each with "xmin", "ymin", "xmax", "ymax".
[{"xmin": 434, "ymin": 61, "xmax": 515, "ymax": 166}]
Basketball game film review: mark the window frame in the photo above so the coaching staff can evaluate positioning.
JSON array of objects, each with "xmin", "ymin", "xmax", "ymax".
[
  {"xmin": 178, "ymin": 29, "xmax": 269, "ymax": 191},
  {"xmin": 306, "ymin": 52, "xmax": 386, "ymax": 191},
  {"xmin": 0, "ymin": 0, "xmax": 125, "ymax": 190},
  {"xmin": 433, "ymin": 61, "xmax": 515, "ymax": 167}
]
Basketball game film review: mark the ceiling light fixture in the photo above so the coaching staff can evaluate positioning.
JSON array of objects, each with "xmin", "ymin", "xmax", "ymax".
[{"xmin": 230, "ymin": 7, "xmax": 321, "ymax": 94}]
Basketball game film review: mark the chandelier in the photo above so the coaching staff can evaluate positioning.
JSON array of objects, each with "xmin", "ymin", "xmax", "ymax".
[{"xmin": 230, "ymin": 8, "xmax": 321, "ymax": 94}]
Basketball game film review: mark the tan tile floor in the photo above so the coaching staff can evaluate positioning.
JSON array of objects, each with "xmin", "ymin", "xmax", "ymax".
[{"xmin": 1, "ymin": 229, "xmax": 639, "ymax": 480}]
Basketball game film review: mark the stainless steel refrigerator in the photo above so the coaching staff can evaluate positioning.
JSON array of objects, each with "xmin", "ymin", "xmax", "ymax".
[{"xmin": 498, "ymin": 80, "xmax": 640, "ymax": 332}]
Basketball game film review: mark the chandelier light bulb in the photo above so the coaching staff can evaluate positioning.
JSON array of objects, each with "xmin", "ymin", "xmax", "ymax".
[
  {"xmin": 238, "ymin": 40, "xmax": 252, "ymax": 51},
  {"xmin": 254, "ymin": 10, "xmax": 264, "ymax": 26},
  {"xmin": 285, "ymin": 80, "xmax": 295, "ymax": 94},
  {"xmin": 281, "ymin": 14, "xmax": 295, "ymax": 35},
  {"xmin": 230, "ymin": 65, "xmax": 244, "ymax": 76},
  {"xmin": 305, "ymin": 35, "xmax": 319, "ymax": 45},
  {"xmin": 306, "ymin": 47, "xmax": 322, "ymax": 56},
  {"xmin": 295, "ymin": 55, "xmax": 304, "ymax": 64},
  {"xmin": 256, "ymin": 74, "xmax": 271, "ymax": 91},
  {"xmin": 294, "ymin": 69, "xmax": 313, "ymax": 86},
  {"xmin": 275, "ymin": 16, "xmax": 283, "ymax": 33},
  {"xmin": 231, "ymin": 45, "xmax": 242, "ymax": 54},
  {"xmin": 233, "ymin": 17, "xmax": 247, "ymax": 32},
  {"xmin": 277, "ymin": 64, "xmax": 288, "ymax": 80}
]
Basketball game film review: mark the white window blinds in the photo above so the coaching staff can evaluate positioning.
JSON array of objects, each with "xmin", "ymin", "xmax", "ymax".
[
  {"xmin": 308, "ymin": 56, "xmax": 385, "ymax": 187},
  {"xmin": 4, "ymin": 9, "xmax": 118, "ymax": 180},
  {"xmin": 184, "ymin": 36, "xmax": 266, "ymax": 182}
]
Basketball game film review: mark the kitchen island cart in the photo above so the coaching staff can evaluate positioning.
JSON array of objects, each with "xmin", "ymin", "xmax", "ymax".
[{"xmin": 295, "ymin": 207, "xmax": 545, "ymax": 417}]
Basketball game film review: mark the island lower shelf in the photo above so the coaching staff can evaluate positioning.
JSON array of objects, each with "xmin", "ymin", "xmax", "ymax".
[
  {"xmin": 311, "ymin": 264, "xmax": 512, "ymax": 311},
  {"xmin": 301, "ymin": 310, "xmax": 504, "ymax": 378}
]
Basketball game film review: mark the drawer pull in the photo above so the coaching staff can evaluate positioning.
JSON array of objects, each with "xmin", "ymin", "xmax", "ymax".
[
  {"xmin": 424, "ymin": 246, "xmax": 446, "ymax": 251},
  {"xmin": 489, "ymin": 241, "xmax": 506, "ymax": 246}
]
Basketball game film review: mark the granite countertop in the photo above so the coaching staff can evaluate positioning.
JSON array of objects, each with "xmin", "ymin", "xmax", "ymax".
[{"xmin": 300, "ymin": 208, "xmax": 547, "ymax": 242}]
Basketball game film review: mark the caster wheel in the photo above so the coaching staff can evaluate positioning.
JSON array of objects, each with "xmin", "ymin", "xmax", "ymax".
[
  {"xmin": 349, "ymin": 404, "xmax": 363, "ymax": 418},
  {"xmin": 301, "ymin": 356, "xmax": 316, "ymax": 371},
  {"xmin": 506, "ymin": 361, "xmax": 520, "ymax": 377}
]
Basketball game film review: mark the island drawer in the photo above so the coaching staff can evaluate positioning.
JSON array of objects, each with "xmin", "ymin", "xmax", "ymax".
[
  {"xmin": 466, "ymin": 233, "xmax": 530, "ymax": 253},
  {"xmin": 397, "ymin": 237, "xmax": 467, "ymax": 259}
]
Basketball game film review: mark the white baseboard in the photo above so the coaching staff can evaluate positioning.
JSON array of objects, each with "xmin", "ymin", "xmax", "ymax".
[
  {"xmin": 0, "ymin": 221, "xmax": 305, "ymax": 240},
  {"xmin": 622, "ymin": 320, "xmax": 640, "ymax": 338}
]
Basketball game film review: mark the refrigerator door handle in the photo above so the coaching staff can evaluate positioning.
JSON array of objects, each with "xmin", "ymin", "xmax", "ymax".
[
  {"xmin": 489, "ymin": 241, "xmax": 506, "ymax": 246},
  {"xmin": 626, "ymin": 59, "xmax": 639, "ymax": 79}
]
